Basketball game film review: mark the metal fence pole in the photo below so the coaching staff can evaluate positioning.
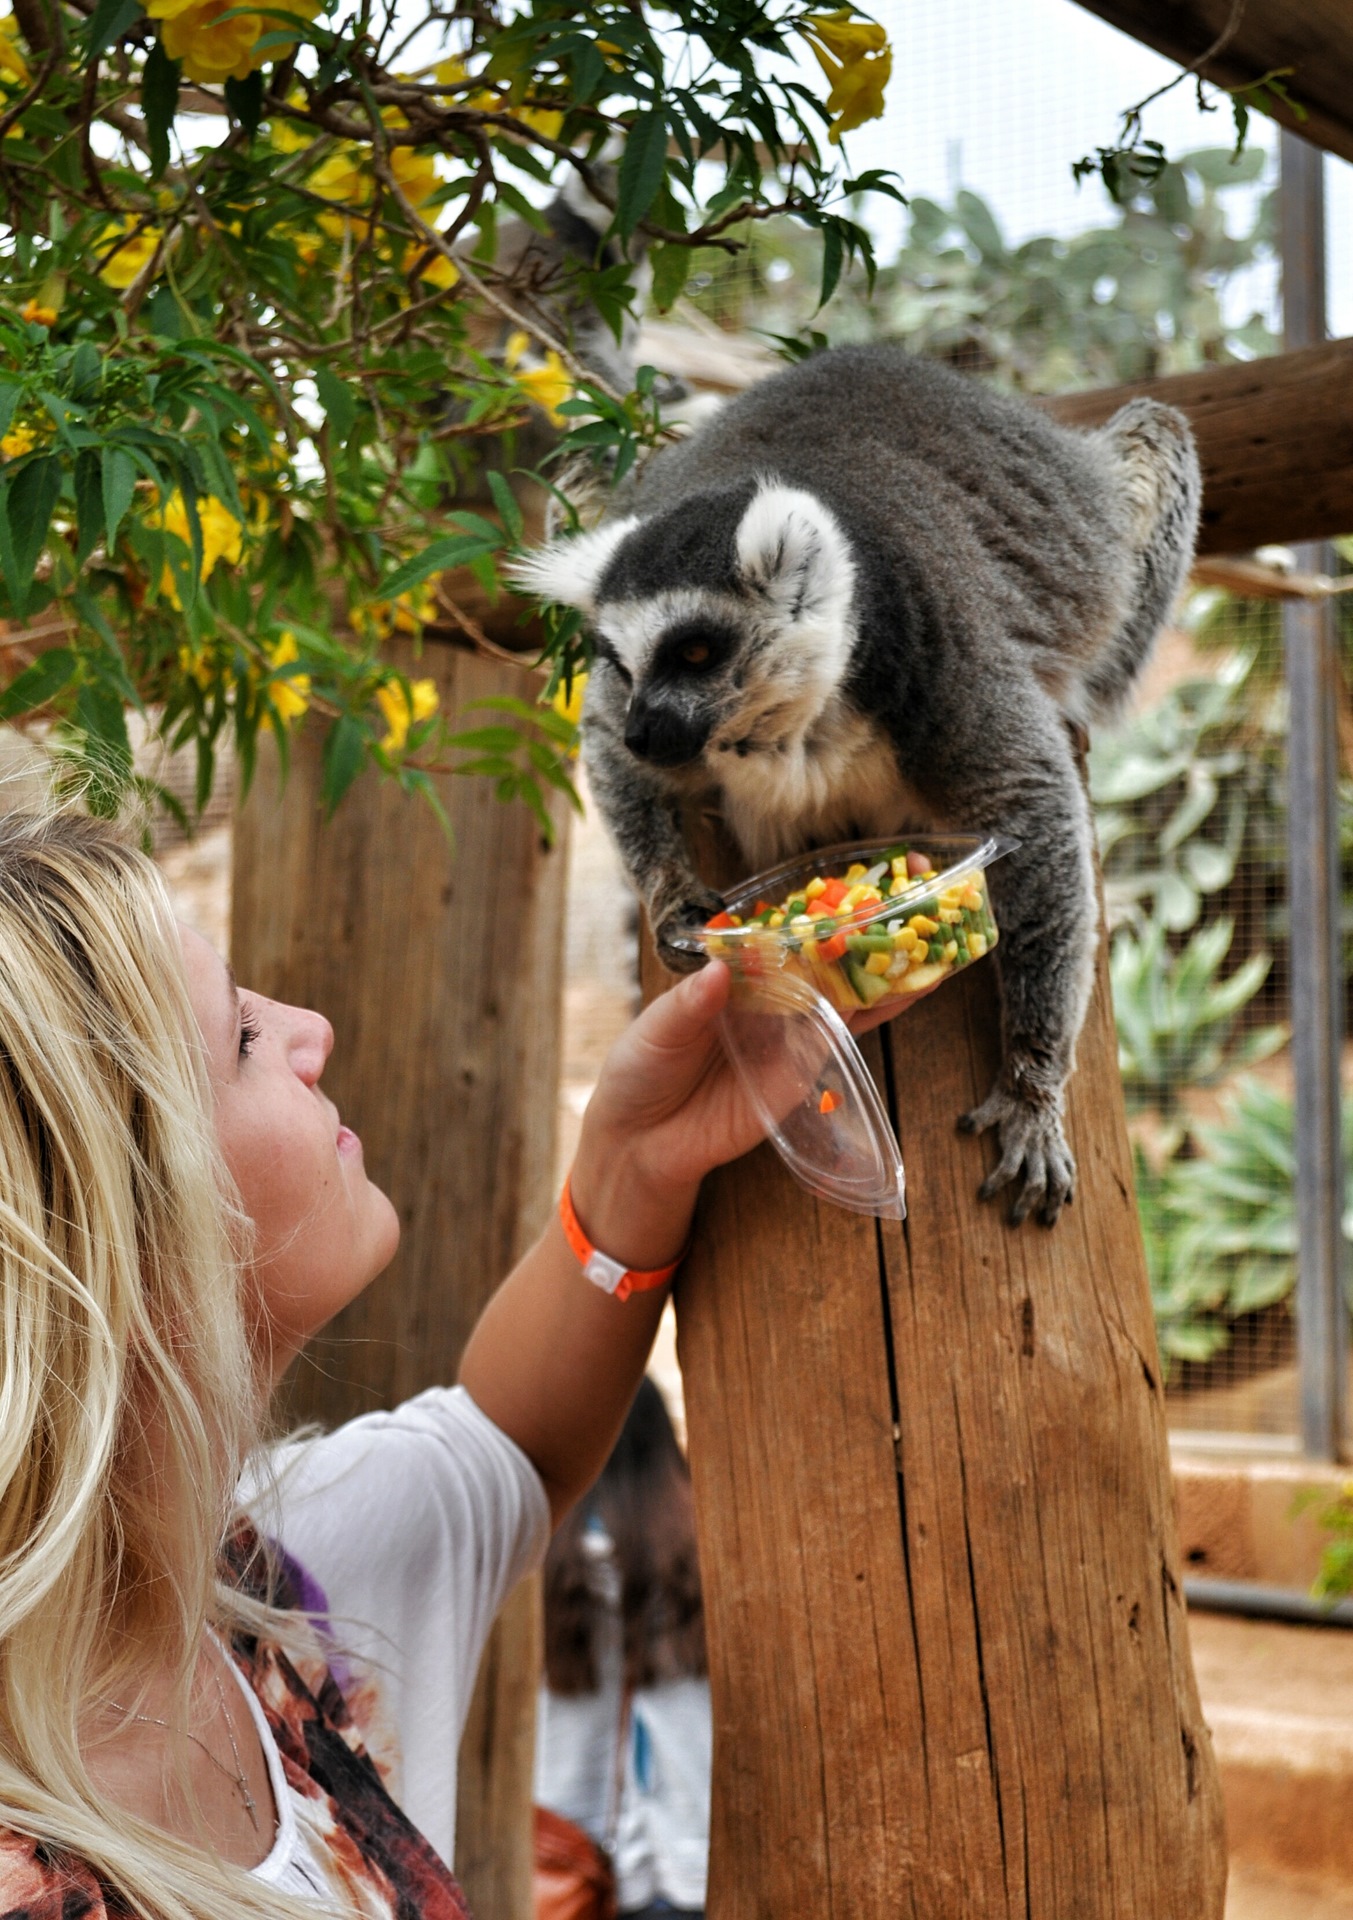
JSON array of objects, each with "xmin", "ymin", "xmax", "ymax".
[{"xmin": 1280, "ymin": 129, "xmax": 1348, "ymax": 1461}]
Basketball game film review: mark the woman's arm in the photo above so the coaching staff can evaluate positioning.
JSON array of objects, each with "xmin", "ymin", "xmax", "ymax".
[{"xmin": 459, "ymin": 960, "xmax": 764, "ymax": 1525}]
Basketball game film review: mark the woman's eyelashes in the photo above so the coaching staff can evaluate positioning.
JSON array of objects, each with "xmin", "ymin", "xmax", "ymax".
[{"xmin": 238, "ymin": 1009, "xmax": 262, "ymax": 1060}]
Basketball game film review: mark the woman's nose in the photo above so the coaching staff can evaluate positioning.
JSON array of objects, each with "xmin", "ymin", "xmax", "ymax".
[{"xmin": 288, "ymin": 1005, "xmax": 334, "ymax": 1083}]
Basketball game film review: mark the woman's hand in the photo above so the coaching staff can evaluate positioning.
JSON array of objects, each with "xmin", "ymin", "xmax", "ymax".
[{"xmin": 570, "ymin": 961, "xmax": 766, "ymax": 1271}]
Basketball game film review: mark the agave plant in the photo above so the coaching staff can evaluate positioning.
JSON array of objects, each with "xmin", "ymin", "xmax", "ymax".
[
  {"xmin": 1110, "ymin": 917, "xmax": 1286, "ymax": 1113},
  {"xmin": 1142, "ymin": 1078, "xmax": 1353, "ymax": 1366}
]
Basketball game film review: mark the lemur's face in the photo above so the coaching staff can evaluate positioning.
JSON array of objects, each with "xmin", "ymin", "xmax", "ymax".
[
  {"xmin": 512, "ymin": 480, "xmax": 859, "ymax": 774},
  {"xmin": 592, "ymin": 596, "xmax": 749, "ymax": 770}
]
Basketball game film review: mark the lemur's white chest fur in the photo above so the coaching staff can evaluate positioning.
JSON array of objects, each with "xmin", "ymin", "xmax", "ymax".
[{"xmin": 707, "ymin": 701, "xmax": 926, "ymax": 871}]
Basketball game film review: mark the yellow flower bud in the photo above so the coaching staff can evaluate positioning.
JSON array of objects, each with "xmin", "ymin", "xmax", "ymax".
[{"xmin": 376, "ymin": 677, "xmax": 438, "ymax": 752}]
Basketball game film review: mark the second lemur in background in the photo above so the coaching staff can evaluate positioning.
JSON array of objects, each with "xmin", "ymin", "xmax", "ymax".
[{"xmin": 515, "ymin": 343, "xmax": 1202, "ymax": 1228}]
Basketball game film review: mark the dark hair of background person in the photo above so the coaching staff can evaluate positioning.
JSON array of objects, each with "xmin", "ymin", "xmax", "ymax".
[{"xmin": 544, "ymin": 1377, "xmax": 706, "ymax": 1695}]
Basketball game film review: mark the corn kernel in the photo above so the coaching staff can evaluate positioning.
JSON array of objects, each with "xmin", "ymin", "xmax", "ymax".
[
  {"xmin": 865, "ymin": 951, "xmax": 892, "ymax": 976},
  {"xmin": 962, "ymin": 885, "xmax": 983, "ymax": 910},
  {"xmin": 845, "ymin": 862, "xmax": 868, "ymax": 882},
  {"xmin": 842, "ymin": 884, "xmax": 866, "ymax": 909},
  {"xmin": 939, "ymin": 906, "xmax": 961, "ymax": 924},
  {"xmin": 768, "ymin": 911, "xmax": 785, "ymax": 928},
  {"xmin": 943, "ymin": 940, "xmax": 958, "ymax": 961},
  {"xmin": 909, "ymin": 914, "xmax": 939, "ymax": 936},
  {"xmin": 805, "ymin": 877, "xmax": 826, "ymax": 901},
  {"xmin": 968, "ymin": 933, "xmax": 987, "ymax": 958},
  {"xmin": 891, "ymin": 856, "xmax": 909, "ymax": 877}
]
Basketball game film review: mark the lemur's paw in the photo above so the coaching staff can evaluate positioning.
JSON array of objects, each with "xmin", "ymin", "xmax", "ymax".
[
  {"xmin": 653, "ymin": 891, "xmax": 726, "ymax": 975},
  {"xmin": 959, "ymin": 1080, "xmax": 1075, "ymax": 1228}
]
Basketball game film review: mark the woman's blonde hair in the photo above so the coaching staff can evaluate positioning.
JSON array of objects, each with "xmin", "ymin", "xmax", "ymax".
[{"xmin": 0, "ymin": 808, "xmax": 324, "ymax": 1919}]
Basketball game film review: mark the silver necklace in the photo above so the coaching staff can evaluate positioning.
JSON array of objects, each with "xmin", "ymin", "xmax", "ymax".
[{"xmin": 105, "ymin": 1649, "xmax": 260, "ymax": 1833}]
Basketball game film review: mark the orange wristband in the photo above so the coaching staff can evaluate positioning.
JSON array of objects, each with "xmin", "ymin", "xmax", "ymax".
[{"xmin": 560, "ymin": 1174, "xmax": 685, "ymax": 1302}]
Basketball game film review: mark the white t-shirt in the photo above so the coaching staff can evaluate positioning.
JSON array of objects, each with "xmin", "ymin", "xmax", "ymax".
[{"xmin": 240, "ymin": 1384, "xmax": 550, "ymax": 1883}]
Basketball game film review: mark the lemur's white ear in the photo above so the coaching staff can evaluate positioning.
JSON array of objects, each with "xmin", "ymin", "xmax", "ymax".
[
  {"xmin": 507, "ymin": 516, "xmax": 639, "ymax": 612},
  {"xmin": 735, "ymin": 483, "xmax": 854, "ymax": 626}
]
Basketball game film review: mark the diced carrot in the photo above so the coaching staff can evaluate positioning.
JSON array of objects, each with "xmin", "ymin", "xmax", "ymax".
[
  {"xmin": 706, "ymin": 910, "xmax": 736, "ymax": 929},
  {"xmin": 819, "ymin": 877, "xmax": 849, "ymax": 909},
  {"xmin": 819, "ymin": 1089, "xmax": 841, "ymax": 1114},
  {"xmin": 817, "ymin": 930, "xmax": 848, "ymax": 962}
]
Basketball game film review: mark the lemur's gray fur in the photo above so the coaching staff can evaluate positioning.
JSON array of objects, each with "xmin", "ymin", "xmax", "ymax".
[{"xmin": 515, "ymin": 344, "xmax": 1201, "ymax": 1227}]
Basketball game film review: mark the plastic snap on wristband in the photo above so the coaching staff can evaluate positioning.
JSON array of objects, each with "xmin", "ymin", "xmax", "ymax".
[{"xmin": 560, "ymin": 1174, "xmax": 684, "ymax": 1301}]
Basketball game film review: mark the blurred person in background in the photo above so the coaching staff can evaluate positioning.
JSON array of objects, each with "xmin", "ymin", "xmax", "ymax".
[{"xmin": 535, "ymin": 1377, "xmax": 709, "ymax": 1920}]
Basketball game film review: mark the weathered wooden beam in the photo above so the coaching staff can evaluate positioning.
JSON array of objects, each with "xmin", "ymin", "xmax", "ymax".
[
  {"xmin": 232, "ymin": 640, "xmax": 570, "ymax": 1920},
  {"xmin": 649, "ymin": 826, "xmax": 1227, "ymax": 1918},
  {"xmin": 1068, "ymin": 0, "xmax": 1353, "ymax": 167},
  {"xmin": 1041, "ymin": 337, "xmax": 1353, "ymax": 557}
]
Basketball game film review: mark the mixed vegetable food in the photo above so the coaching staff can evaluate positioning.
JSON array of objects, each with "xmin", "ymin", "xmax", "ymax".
[{"xmin": 700, "ymin": 843, "xmax": 1000, "ymax": 1015}]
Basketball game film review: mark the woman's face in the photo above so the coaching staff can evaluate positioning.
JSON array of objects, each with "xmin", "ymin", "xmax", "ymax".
[{"xmin": 180, "ymin": 927, "xmax": 400, "ymax": 1378}]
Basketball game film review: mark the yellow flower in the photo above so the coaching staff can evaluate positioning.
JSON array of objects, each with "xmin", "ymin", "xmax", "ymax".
[
  {"xmin": 550, "ymin": 670, "xmax": 586, "ymax": 754},
  {"xmin": 150, "ymin": 490, "xmax": 244, "ymax": 605},
  {"xmin": 145, "ymin": 0, "xmax": 317, "ymax": 82},
  {"xmin": 513, "ymin": 351, "xmax": 572, "ymax": 424},
  {"xmin": 309, "ymin": 147, "xmax": 368, "ymax": 205},
  {"xmin": 96, "ymin": 220, "xmax": 162, "ymax": 289},
  {"xmin": 435, "ymin": 55, "xmax": 498, "ymax": 113},
  {"xmin": 149, "ymin": 0, "xmax": 259, "ymax": 81},
  {"xmin": 178, "ymin": 641, "xmax": 216, "ymax": 691},
  {"xmin": 265, "ymin": 630, "xmax": 311, "ymax": 723},
  {"xmin": 389, "ymin": 143, "xmax": 442, "ymax": 211},
  {"xmin": 269, "ymin": 116, "xmax": 312, "ymax": 154},
  {"xmin": 376, "ymin": 677, "xmax": 438, "ymax": 752},
  {"xmin": 20, "ymin": 298, "xmax": 56, "ymax": 326},
  {"xmin": 1, "ymin": 422, "xmax": 35, "ymax": 460},
  {"xmin": 412, "ymin": 248, "xmax": 459, "ymax": 290},
  {"xmin": 0, "ymin": 14, "xmax": 28, "ymax": 85},
  {"xmin": 797, "ymin": 8, "xmax": 891, "ymax": 143}
]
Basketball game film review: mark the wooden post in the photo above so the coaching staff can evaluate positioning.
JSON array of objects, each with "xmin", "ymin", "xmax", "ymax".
[
  {"xmin": 651, "ymin": 839, "xmax": 1228, "ymax": 1917},
  {"xmin": 232, "ymin": 639, "xmax": 569, "ymax": 1920}
]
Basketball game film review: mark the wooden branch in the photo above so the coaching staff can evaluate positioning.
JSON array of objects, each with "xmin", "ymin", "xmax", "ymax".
[
  {"xmin": 1068, "ymin": 0, "xmax": 1353, "ymax": 166},
  {"xmin": 1041, "ymin": 337, "xmax": 1353, "ymax": 557}
]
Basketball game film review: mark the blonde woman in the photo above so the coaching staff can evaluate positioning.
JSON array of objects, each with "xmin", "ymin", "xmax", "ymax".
[{"xmin": 0, "ymin": 808, "xmax": 763, "ymax": 1920}]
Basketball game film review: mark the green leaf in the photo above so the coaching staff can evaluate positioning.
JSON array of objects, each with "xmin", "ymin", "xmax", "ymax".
[
  {"xmin": 0, "ymin": 456, "xmax": 62, "ymax": 616},
  {"xmin": 321, "ymin": 714, "xmax": 368, "ymax": 816},
  {"xmin": 650, "ymin": 241, "xmax": 692, "ymax": 312},
  {"xmin": 616, "ymin": 110, "xmax": 668, "ymax": 240},
  {"xmin": 83, "ymin": 0, "xmax": 141, "ymax": 63},
  {"xmin": 818, "ymin": 224, "xmax": 844, "ymax": 309},
  {"xmin": 486, "ymin": 470, "xmax": 524, "ymax": 546},
  {"xmin": 376, "ymin": 534, "xmax": 498, "ymax": 604},
  {"xmin": 74, "ymin": 451, "xmax": 102, "ymax": 566},
  {"xmin": 143, "ymin": 40, "xmax": 181, "ymax": 180},
  {"xmin": 0, "ymin": 648, "xmax": 76, "ymax": 722},
  {"xmin": 225, "ymin": 70, "xmax": 264, "ymax": 136},
  {"xmin": 315, "ymin": 368, "xmax": 358, "ymax": 441},
  {"xmin": 101, "ymin": 446, "xmax": 136, "ymax": 550}
]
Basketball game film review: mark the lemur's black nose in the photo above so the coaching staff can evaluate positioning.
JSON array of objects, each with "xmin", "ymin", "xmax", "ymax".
[{"xmin": 624, "ymin": 697, "xmax": 709, "ymax": 768}]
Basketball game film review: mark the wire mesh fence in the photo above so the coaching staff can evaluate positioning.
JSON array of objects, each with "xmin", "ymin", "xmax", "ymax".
[{"xmin": 1091, "ymin": 565, "xmax": 1353, "ymax": 1444}]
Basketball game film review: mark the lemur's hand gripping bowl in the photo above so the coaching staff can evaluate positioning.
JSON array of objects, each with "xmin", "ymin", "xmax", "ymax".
[{"xmin": 670, "ymin": 833, "xmax": 1016, "ymax": 1220}]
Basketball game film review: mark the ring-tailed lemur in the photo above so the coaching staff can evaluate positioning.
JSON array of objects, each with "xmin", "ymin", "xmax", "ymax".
[{"xmin": 514, "ymin": 344, "xmax": 1201, "ymax": 1227}]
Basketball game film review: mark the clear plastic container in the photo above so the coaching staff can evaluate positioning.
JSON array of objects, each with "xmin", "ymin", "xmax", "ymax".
[{"xmin": 670, "ymin": 835, "xmax": 1014, "ymax": 1220}]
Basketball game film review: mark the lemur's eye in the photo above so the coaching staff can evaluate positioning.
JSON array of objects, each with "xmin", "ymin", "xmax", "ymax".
[{"xmin": 680, "ymin": 641, "xmax": 711, "ymax": 666}]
